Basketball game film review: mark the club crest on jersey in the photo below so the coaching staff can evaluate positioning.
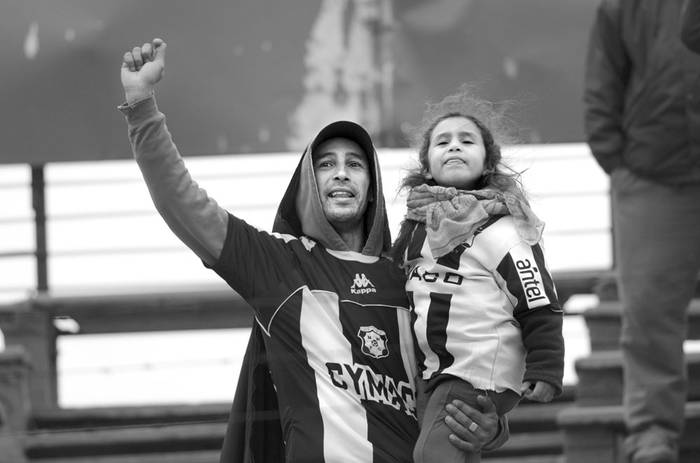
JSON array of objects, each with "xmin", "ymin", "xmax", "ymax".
[
  {"xmin": 350, "ymin": 273, "xmax": 376, "ymax": 295},
  {"xmin": 358, "ymin": 326, "xmax": 389, "ymax": 359}
]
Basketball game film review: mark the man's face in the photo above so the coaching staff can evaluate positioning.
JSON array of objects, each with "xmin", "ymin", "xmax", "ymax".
[{"xmin": 313, "ymin": 137, "xmax": 371, "ymax": 232}]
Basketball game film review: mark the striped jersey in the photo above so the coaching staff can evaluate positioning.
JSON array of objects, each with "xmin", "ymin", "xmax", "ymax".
[
  {"xmin": 404, "ymin": 215, "xmax": 564, "ymax": 394},
  {"xmin": 213, "ymin": 214, "xmax": 419, "ymax": 463}
]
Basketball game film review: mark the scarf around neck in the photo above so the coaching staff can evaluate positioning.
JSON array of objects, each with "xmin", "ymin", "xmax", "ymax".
[{"xmin": 405, "ymin": 184, "xmax": 544, "ymax": 257}]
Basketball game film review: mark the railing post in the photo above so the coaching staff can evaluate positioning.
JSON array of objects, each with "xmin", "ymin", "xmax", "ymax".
[
  {"xmin": 0, "ymin": 301, "xmax": 58, "ymax": 410},
  {"xmin": 31, "ymin": 164, "xmax": 48, "ymax": 293},
  {"xmin": 0, "ymin": 345, "xmax": 31, "ymax": 462}
]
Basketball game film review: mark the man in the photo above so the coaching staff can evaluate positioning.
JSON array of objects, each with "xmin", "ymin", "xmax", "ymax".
[
  {"xmin": 120, "ymin": 38, "xmax": 505, "ymax": 462},
  {"xmin": 584, "ymin": 1, "xmax": 700, "ymax": 462}
]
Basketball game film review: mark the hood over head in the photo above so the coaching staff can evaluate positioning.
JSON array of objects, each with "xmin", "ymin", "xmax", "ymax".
[{"xmin": 272, "ymin": 121, "xmax": 391, "ymax": 256}]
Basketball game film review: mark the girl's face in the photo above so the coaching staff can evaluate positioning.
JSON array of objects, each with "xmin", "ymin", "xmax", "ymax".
[{"xmin": 426, "ymin": 116, "xmax": 486, "ymax": 190}]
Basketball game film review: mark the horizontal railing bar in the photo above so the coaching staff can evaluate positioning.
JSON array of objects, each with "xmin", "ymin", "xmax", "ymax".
[
  {"xmin": 44, "ymin": 170, "xmax": 290, "ymax": 186},
  {"xmin": 12, "ymin": 270, "xmax": 610, "ymax": 336},
  {"xmin": 0, "ymin": 216, "xmax": 34, "ymax": 224},
  {"xmin": 43, "ymin": 196, "xmax": 610, "ymax": 221},
  {"xmin": 0, "ymin": 226, "xmax": 612, "ymax": 261},
  {"xmin": 48, "ymin": 247, "xmax": 182, "ymax": 257},
  {"xmin": 0, "ymin": 250, "xmax": 35, "ymax": 258},
  {"xmin": 43, "ymin": 203, "xmax": 274, "ymax": 222},
  {"xmin": 61, "ymin": 357, "xmax": 238, "ymax": 375},
  {"xmin": 0, "ymin": 182, "xmax": 30, "ymax": 189},
  {"xmin": 38, "ymin": 228, "xmax": 611, "ymax": 258}
]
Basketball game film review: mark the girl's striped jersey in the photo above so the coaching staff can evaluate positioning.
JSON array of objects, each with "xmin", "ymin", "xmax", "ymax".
[
  {"xmin": 404, "ymin": 215, "xmax": 564, "ymax": 394},
  {"xmin": 212, "ymin": 214, "xmax": 419, "ymax": 462}
]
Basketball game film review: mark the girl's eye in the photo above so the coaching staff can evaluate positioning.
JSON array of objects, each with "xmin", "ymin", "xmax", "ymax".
[{"xmin": 318, "ymin": 161, "xmax": 333, "ymax": 168}]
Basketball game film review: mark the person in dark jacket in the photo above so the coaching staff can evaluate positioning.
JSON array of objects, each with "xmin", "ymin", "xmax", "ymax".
[
  {"xmin": 120, "ymin": 38, "xmax": 508, "ymax": 462},
  {"xmin": 584, "ymin": 1, "xmax": 700, "ymax": 462},
  {"xmin": 682, "ymin": 0, "xmax": 700, "ymax": 52}
]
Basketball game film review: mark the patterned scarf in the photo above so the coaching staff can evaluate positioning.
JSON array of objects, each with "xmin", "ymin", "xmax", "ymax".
[{"xmin": 405, "ymin": 184, "xmax": 544, "ymax": 257}]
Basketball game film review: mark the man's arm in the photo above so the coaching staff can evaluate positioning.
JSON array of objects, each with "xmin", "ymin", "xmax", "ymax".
[
  {"xmin": 583, "ymin": 0, "xmax": 629, "ymax": 174},
  {"xmin": 682, "ymin": 0, "xmax": 700, "ymax": 53},
  {"xmin": 120, "ymin": 39, "xmax": 228, "ymax": 266},
  {"xmin": 445, "ymin": 395, "xmax": 509, "ymax": 453}
]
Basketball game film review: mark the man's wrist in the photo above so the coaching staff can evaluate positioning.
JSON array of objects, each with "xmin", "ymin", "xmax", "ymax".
[{"xmin": 124, "ymin": 86, "xmax": 154, "ymax": 106}]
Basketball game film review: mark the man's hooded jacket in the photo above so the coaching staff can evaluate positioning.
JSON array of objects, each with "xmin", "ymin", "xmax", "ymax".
[{"xmin": 219, "ymin": 121, "xmax": 391, "ymax": 463}]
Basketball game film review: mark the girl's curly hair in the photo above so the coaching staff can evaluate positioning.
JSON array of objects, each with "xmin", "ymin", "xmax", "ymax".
[
  {"xmin": 391, "ymin": 86, "xmax": 529, "ymax": 262},
  {"xmin": 401, "ymin": 85, "xmax": 525, "ymax": 193}
]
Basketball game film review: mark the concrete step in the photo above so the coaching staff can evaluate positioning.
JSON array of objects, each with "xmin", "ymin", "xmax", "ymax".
[
  {"xmin": 25, "ymin": 424, "xmax": 564, "ymax": 462},
  {"xmin": 506, "ymin": 386, "xmax": 575, "ymax": 433},
  {"xmin": 557, "ymin": 401, "xmax": 700, "ymax": 463},
  {"xmin": 575, "ymin": 350, "xmax": 700, "ymax": 405},
  {"xmin": 30, "ymin": 403, "xmax": 230, "ymax": 430},
  {"xmin": 24, "ymin": 450, "xmax": 221, "ymax": 463},
  {"xmin": 24, "ymin": 422, "xmax": 225, "ymax": 460},
  {"xmin": 592, "ymin": 277, "xmax": 700, "ymax": 303},
  {"xmin": 485, "ymin": 389, "xmax": 576, "ymax": 459},
  {"xmin": 22, "ymin": 397, "xmax": 574, "ymax": 462},
  {"xmin": 584, "ymin": 299, "xmax": 700, "ymax": 351},
  {"xmin": 484, "ymin": 456, "xmax": 564, "ymax": 463},
  {"xmin": 487, "ymin": 430, "xmax": 562, "ymax": 459},
  {"xmin": 25, "ymin": 421, "xmax": 564, "ymax": 462}
]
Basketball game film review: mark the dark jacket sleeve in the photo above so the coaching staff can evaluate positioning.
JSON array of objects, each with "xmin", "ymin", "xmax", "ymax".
[
  {"xmin": 583, "ymin": 0, "xmax": 629, "ymax": 174},
  {"xmin": 682, "ymin": 0, "xmax": 700, "ymax": 53},
  {"xmin": 219, "ymin": 324, "xmax": 285, "ymax": 463},
  {"xmin": 516, "ymin": 307, "xmax": 565, "ymax": 395}
]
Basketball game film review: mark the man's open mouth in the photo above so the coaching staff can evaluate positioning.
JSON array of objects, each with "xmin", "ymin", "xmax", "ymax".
[{"xmin": 329, "ymin": 190, "xmax": 354, "ymax": 198}]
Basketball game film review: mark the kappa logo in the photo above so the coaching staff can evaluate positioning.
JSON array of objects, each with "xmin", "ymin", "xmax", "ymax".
[
  {"xmin": 350, "ymin": 273, "xmax": 376, "ymax": 295},
  {"xmin": 358, "ymin": 326, "xmax": 389, "ymax": 359}
]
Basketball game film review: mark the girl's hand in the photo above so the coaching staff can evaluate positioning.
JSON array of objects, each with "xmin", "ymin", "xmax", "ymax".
[{"xmin": 521, "ymin": 380, "xmax": 555, "ymax": 403}]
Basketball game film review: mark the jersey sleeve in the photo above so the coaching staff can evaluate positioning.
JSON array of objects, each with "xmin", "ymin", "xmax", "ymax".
[
  {"xmin": 120, "ymin": 96, "xmax": 229, "ymax": 266},
  {"xmin": 210, "ymin": 213, "xmax": 304, "ymax": 325},
  {"xmin": 495, "ymin": 240, "xmax": 565, "ymax": 395}
]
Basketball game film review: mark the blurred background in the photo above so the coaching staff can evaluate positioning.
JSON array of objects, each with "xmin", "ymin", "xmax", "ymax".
[
  {"xmin": 1, "ymin": 0, "xmax": 592, "ymax": 164},
  {"xmin": 1, "ymin": 0, "xmax": 602, "ymax": 406},
  {"xmin": 0, "ymin": 1, "xmax": 634, "ymax": 461}
]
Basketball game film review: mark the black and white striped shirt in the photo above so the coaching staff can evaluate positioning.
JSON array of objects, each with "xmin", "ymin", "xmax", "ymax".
[
  {"xmin": 214, "ymin": 214, "xmax": 419, "ymax": 462},
  {"xmin": 404, "ymin": 215, "xmax": 564, "ymax": 394}
]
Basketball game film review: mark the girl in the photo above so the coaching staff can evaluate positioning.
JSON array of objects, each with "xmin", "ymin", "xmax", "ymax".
[{"xmin": 392, "ymin": 89, "xmax": 565, "ymax": 463}]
